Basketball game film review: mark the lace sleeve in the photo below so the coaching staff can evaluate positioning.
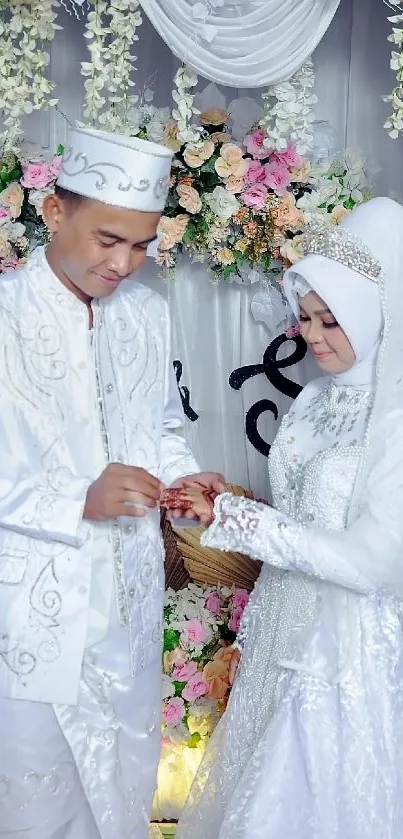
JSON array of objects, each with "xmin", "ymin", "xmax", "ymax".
[{"xmin": 201, "ymin": 489, "xmax": 403, "ymax": 597}]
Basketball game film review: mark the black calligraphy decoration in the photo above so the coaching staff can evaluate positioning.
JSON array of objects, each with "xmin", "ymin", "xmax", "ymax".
[
  {"xmin": 229, "ymin": 334, "xmax": 307, "ymax": 457},
  {"xmin": 173, "ymin": 360, "xmax": 199, "ymax": 422}
]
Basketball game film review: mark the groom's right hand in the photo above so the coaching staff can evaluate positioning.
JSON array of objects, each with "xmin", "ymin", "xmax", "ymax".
[{"xmin": 83, "ymin": 463, "xmax": 163, "ymax": 521}]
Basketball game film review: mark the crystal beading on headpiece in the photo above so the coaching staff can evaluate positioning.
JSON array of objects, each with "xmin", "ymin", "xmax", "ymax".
[{"xmin": 302, "ymin": 220, "xmax": 382, "ymax": 282}]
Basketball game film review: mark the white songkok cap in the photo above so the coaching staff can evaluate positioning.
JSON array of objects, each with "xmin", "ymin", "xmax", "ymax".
[{"xmin": 57, "ymin": 127, "xmax": 173, "ymax": 212}]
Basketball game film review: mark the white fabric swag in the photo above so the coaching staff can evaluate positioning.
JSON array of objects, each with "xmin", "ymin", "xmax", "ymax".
[{"xmin": 138, "ymin": 0, "xmax": 342, "ymax": 87}]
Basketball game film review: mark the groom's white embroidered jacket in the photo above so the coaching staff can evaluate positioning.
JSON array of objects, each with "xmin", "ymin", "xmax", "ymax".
[{"xmin": 0, "ymin": 246, "xmax": 199, "ymax": 705}]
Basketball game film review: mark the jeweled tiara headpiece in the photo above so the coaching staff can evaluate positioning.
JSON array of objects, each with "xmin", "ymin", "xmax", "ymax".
[{"xmin": 302, "ymin": 220, "xmax": 382, "ymax": 282}]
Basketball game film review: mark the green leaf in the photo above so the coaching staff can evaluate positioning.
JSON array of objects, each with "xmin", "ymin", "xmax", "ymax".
[
  {"xmin": 163, "ymin": 628, "xmax": 180, "ymax": 653},
  {"xmin": 200, "ymin": 172, "xmax": 220, "ymax": 189},
  {"xmin": 200, "ymin": 156, "xmax": 218, "ymax": 174},
  {"xmin": 222, "ymin": 263, "xmax": 237, "ymax": 280},
  {"xmin": 187, "ymin": 732, "xmax": 202, "ymax": 749},
  {"xmin": 173, "ymin": 680, "xmax": 186, "ymax": 697},
  {"xmin": 56, "ymin": 144, "xmax": 64, "ymax": 156}
]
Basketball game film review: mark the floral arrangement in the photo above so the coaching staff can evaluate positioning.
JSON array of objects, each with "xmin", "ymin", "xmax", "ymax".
[
  {"xmin": 162, "ymin": 583, "xmax": 249, "ymax": 747},
  {"xmin": 0, "ymin": 148, "xmax": 62, "ymax": 273},
  {"xmin": 156, "ymin": 96, "xmax": 370, "ymax": 283}
]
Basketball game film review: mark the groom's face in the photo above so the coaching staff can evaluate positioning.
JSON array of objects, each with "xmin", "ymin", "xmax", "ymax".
[{"xmin": 43, "ymin": 191, "xmax": 160, "ymax": 302}]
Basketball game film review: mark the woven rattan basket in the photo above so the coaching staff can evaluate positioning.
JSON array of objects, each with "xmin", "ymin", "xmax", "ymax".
[{"xmin": 163, "ymin": 483, "xmax": 261, "ymax": 591}]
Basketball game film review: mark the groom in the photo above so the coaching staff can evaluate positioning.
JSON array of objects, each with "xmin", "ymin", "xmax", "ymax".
[{"xmin": 0, "ymin": 127, "xmax": 223, "ymax": 839}]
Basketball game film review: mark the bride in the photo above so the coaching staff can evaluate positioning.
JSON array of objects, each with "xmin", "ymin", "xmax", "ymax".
[{"xmin": 175, "ymin": 197, "xmax": 403, "ymax": 838}]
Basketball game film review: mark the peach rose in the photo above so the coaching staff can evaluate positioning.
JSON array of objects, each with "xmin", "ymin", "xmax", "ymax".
[
  {"xmin": 225, "ymin": 174, "xmax": 245, "ymax": 194},
  {"xmin": 280, "ymin": 234, "xmax": 305, "ymax": 265},
  {"xmin": 290, "ymin": 159, "xmax": 311, "ymax": 183},
  {"xmin": 215, "ymin": 144, "xmax": 249, "ymax": 180},
  {"xmin": 0, "ymin": 182, "xmax": 24, "ymax": 218},
  {"xmin": 0, "ymin": 231, "xmax": 12, "ymax": 260},
  {"xmin": 183, "ymin": 140, "xmax": 215, "ymax": 168},
  {"xmin": 200, "ymin": 107, "xmax": 228, "ymax": 126},
  {"xmin": 272, "ymin": 193, "xmax": 303, "ymax": 231},
  {"xmin": 163, "ymin": 647, "xmax": 187, "ymax": 674},
  {"xmin": 203, "ymin": 647, "xmax": 233, "ymax": 700},
  {"xmin": 158, "ymin": 214, "xmax": 189, "ymax": 250},
  {"xmin": 177, "ymin": 182, "xmax": 202, "ymax": 214},
  {"xmin": 164, "ymin": 119, "xmax": 182, "ymax": 153},
  {"xmin": 211, "ymin": 131, "xmax": 231, "ymax": 145},
  {"xmin": 331, "ymin": 205, "xmax": 351, "ymax": 225}
]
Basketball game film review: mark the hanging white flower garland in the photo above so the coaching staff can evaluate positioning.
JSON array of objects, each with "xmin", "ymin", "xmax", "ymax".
[
  {"xmin": 260, "ymin": 59, "xmax": 318, "ymax": 155},
  {"xmin": 81, "ymin": 0, "xmax": 142, "ymax": 131},
  {"xmin": 0, "ymin": 0, "xmax": 58, "ymax": 154},
  {"xmin": 172, "ymin": 66, "xmax": 203, "ymax": 144},
  {"xmin": 383, "ymin": 1, "xmax": 403, "ymax": 138}
]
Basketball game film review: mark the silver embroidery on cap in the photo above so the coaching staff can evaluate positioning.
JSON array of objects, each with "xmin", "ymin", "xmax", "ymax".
[
  {"xmin": 61, "ymin": 148, "xmax": 152, "ymax": 194},
  {"xmin": 302, "ymin": 220, "xmax": 382, "ymax": 281}
]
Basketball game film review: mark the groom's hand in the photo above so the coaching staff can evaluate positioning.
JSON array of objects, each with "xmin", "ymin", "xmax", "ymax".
[{"xmin": 168, "ymin": 472, "xmax": 225, "ymax": 520}]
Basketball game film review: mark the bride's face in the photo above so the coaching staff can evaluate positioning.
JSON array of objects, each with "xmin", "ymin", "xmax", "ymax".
[{"xmin": 298, "ymin": 291, "xmax": 356, "ymax": 374}]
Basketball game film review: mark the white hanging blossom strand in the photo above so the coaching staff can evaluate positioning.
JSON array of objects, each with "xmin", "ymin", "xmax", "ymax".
[
  {"xmin": 172, "ymin": 66, "xmax": 203, "ymax": 144},
  {"xmin": 81, "ymin": 0, "xmax": 142, "ymax": 132},
  {"xmin": 382, "ymin": 1, "xmax": 403, "ymax": 138},
  {"xmin": 0, "ymin": 0, "xmax": 59, "ymax": 154},
  {"xmin": 260, "ymin": 59, "xmax": 318, "ymax": 155}
]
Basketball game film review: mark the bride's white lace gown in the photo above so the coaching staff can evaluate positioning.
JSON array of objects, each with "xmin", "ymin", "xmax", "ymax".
[{"xmin": 176, "ymin": 377, "xmax": 403, "ymax": 839}]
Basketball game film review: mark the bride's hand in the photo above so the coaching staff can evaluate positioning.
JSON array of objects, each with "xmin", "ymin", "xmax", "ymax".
[
  {"xmin": 229, "ymin": 648, "xmax": 241, "ymax": 686},
  {"xmin": 180, "ymin": 484, "xmax": 216, "ymax": 525},
  {"xmin": 161, "ymin": 482, "xmax": 216, "ymax": 525}
]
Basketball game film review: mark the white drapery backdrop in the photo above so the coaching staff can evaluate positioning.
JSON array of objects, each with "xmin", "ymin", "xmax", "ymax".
[
  {"xmin": 138, "ymin": 0, "xmax": 341, "ymax": 86},
  {"xmin": 19, "ymin": 0, "xmax": 403, "ymax": 496}
]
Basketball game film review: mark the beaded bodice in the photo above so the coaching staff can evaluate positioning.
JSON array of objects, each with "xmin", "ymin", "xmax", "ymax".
[{"xmin": 269, "ymin": 384, "xmax": 373, "ymax": 530}]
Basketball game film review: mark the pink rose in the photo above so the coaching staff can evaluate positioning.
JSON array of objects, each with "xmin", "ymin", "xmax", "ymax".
[
  {"xmin": 264, "ymin": 161, "xmax": 291, "ymax": 195},
  {"xmin": 0, "ymin": 206, "xmax": 10, "ymax": 226},
  {"xmin": 172, "ymin": 660, "xmax": 198, "ymax": 682},
  {"xmin": 182, "ymin": 673, "xmax": 209, "ymax": 701},
  {"xmin": 241, "ymin": 182, "xmax": 268, "ymax": 210},
  {"xmin": 48, "ymin": 155, "xmax": 62, "ymax": 179},
  {"xmin": 272, "ymin": 143, "xmax": 303, "ymax": 171},
  {"xmin": 229, "ymin": 606, "xmax": 243, "ymax": 633},
  {"xmin": 285, "ymin": 324, "xmax": 301, "ymax": 338},
  {"xmin": 1, "ymin": 255, "xmax": 21, "ymax": 273},
  {"xmin": 162, "ymin": 697, "xmax": 186, "ymax": 725},
  {"xmin": 245, "ymin": 159, "xmax": 266, "ymax": 185},
  {"xmin": 243, "ymin": 129, "xmax": 268, "ymax": 160},
  {"xmin": 205, "ymin": 592, "xmax": 222, "ymax": 616},
  {"xmin": 21, "ymin": 162, "xmax": 54, "ymax": 190},
  {"xmin": 183, "ymin": 618, "xmax": 208, "ymax": 646},
  {"xmin": 232, "ymin": 589, "xmax": 249, "ymax": 610}
]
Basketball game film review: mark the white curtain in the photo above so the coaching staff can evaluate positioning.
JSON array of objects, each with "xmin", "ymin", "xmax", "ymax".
[
  {"xmin": 141, "ymin": 258, "xmax": 316, "ymax": 499},
  {"xmin": 138, "ymin": 0, "xmax": 341, "ymax": 86},
  {"xmin": 18, "ymin": 0, "xmax": 403, "ymax": 496}
]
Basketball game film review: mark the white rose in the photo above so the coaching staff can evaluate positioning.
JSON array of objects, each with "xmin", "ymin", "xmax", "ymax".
[
  {"xmin": 7, "ymin": 221, "xmax": 26, "ymax": 243},
  {"xmin": 162, "ymin": 675, "xmax": 175, "ymax": 700},
  {"xmin": 205, "ymin": 186, "xmax": 239, "ymax": 222},
  {"xmin": 147, "ymin": 120, "xmax": 166, "ymax": 143}
]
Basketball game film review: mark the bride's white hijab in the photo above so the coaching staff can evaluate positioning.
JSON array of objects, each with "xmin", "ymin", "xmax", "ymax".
[{"xmin": 282, "ymin": 198, "xmax": 403, "ymax": 391}]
